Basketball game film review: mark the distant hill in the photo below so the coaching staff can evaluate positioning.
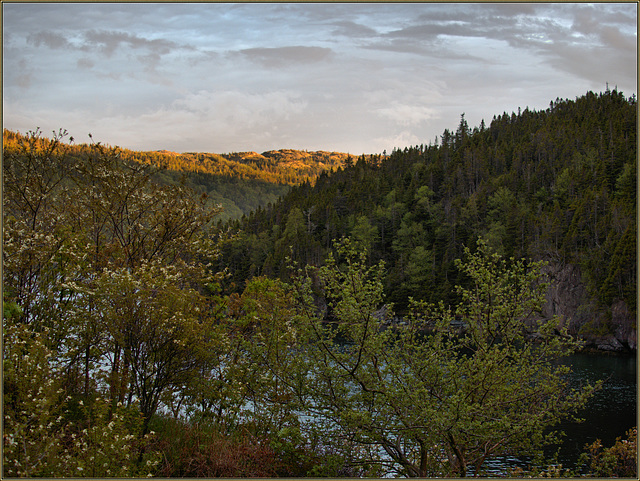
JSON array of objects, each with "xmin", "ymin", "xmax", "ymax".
[
  {"xmin": 121, "ymin": 148, "xmax": 357, "ymax": 186},
  {"xmin": 119, "ymin": 148, "xmax": 360, "ymax": 221},
  {"xmin": 222, "ymin": 149, "xmax": 353, "ymax": 179},
  {"xmin": 2, "ymin": 130, "xmax": 362, "ymax": 221}
]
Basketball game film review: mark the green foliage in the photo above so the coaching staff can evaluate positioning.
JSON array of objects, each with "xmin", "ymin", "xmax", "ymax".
[
  {"xmin": 272, "ymin": 239, "xmax": 596, "ymax": 477},
  {"xmin": 577, "ymin": 319, "xmax": 612, "ymax": 338},
  {"xmin": 228, "ymin": 276, "xmax": 304, "ymax": 431},
  {"xmin": 351, "ymin": 214, "xmax": 379, "ymax": 252},
  {"xmin": 615, "ymin": 160, "xmax": 636, "ymax": 200}
]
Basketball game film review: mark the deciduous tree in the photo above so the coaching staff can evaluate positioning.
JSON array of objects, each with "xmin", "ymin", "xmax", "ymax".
[{"xmin": 282, "ymin": 239, "xmax": 596, "ymax": 477}]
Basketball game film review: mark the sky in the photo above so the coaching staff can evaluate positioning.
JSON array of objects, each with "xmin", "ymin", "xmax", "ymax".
[{"xmin": 2, "ymin": 2, "xmax": 637, "ymax": 155}]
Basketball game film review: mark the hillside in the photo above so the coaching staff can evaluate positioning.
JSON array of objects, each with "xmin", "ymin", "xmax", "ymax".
[
  {"xmin": 2, "ymin": 89, "xmax": 636, "ymax": 351},
  {"xmin": 221, "ymin": 149, "xmax": 353, "ymax": 179},
  {"xmin": 116, "ymin": 147, "xmax": 360, "ymax": 221},
  {"xmin": 219, "ymin": 89, "xmax": 637, "ymax": 351},
  {"xmin": 123, "ymin": 148, "xmax": 355, "ymax": 185},
  {"xmin": 2, "ymin": 131, "xmax": 358, "ymax": 221}
]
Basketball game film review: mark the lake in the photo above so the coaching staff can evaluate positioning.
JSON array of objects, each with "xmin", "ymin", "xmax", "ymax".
[
  {"xmin": 481, "ymin": 351, "xmax": 637, "ymax": 475},
  {"xmin": 551, "ymin": 351, "xmax": 637, "ymax": 468}
]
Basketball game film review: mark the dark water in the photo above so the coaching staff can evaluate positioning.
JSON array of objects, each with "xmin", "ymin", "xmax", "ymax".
[
  {"xmin": 550, "ymin": 352, "xmax": 637, "ymax": 468},
  {"xmin": 481, "ymin": 352, "xmax": 637, "ymax": 475}
]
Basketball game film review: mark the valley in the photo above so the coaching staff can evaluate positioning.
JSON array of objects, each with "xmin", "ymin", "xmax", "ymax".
[{"xmin": 2, "ymin": 88, "xmax": 636, "ymax": 477}]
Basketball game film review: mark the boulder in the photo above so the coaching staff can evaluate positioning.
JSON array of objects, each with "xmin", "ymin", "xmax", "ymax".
[{"xmin": 592, "ymin": 335, "xmax": 625, "ymax": 352}]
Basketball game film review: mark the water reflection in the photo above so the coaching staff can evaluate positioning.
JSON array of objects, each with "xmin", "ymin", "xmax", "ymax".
[
  {"xmin": 474, "ymin": 352, "xmax": 637, "ymax": 475},
  {"xmin": 549, "ymin": 352, "xmax": 637, "ymax": 469}
]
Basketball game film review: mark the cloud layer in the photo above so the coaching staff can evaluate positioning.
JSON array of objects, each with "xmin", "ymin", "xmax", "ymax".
[{"xmin": 3, "ymin": 3, "xmax": 636, "ymax": 154}]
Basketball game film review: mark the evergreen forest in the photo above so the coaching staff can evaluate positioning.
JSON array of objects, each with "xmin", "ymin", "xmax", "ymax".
[
  {"xmin": 2, "ymin": 89, "xmax": 637, "ymax": 477},
  {"xmin": 222, "ymin": 89, "xmax": 636, "ymax": 339}
]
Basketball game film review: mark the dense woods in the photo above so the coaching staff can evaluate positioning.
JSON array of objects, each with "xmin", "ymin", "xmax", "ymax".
[
  {"xmin": 2, "ymin": 89, "xmax": 637, "ymax": 477},
  {"xmin": 221, "ymin": 89, "xmax": 637, "ymax": 346}
]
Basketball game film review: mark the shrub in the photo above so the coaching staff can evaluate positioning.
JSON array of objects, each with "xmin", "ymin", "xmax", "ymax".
[
  {"xmin": 150, "ymin": 417, "xmax": 282, "ymax": 477},
  {"xmin": 579, "ymin": 427, "xmax": 637, "ymax": 477}
]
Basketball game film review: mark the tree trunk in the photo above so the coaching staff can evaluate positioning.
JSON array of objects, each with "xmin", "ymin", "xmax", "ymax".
[
  {"xmin": 109, "ymin": 344, "xmax": 121, "ymax": 408},
  {"xmin": 84, "ymin": 343, "xmax": 91, "ymax": 397},
  {"xmin": 448, "ymin": 433, "xmax": 467, "ymax": 477}
]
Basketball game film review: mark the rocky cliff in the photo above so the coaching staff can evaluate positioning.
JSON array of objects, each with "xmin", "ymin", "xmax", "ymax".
[{"xmin": 542, "ymin": 262, "xmax": 636, "ymax": 352}]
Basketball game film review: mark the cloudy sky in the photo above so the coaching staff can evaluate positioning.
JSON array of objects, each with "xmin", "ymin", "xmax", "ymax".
[{"xmin": 3, "ymin": 2, "xmax": 637, "ymax": 154}]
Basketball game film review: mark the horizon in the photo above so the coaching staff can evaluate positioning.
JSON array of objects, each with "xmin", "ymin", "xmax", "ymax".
[
  {"xmin": 5, "ymin": 87, "xmax": 634, "ymax": 157},
  {"xmin": 3, "ymin": 3, "xmax": 637, "ymax": 155}
]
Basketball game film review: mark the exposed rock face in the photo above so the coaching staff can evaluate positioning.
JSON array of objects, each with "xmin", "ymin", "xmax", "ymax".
[
  {"xmin": 541, "ymin": 262, "xmax": 590, "ymax": 333},
  {"xmin": 611, "ymin": 299, "xmax": 637, "ymax": 350},
  {"xmin": 541, "ymin": 261, "xmax": 636, "ymax": 352}
]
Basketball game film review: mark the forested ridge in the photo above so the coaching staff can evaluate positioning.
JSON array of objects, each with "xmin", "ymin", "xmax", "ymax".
[
  {"xmin": 221, "ymin": 89, "xmax": 637, "ymax": 349},
  {"xmin": 122, "ymin": 147, "xmax": 354, "ymax": 185},
  {"xmin": 2, "ymin": 88, "xmax": 637, "ymax": 478},
  {"xmin": 121, "ymin": 148, "xmax": 358, "ymax": 222},
  {"xmin": 2, "ymin": 131, "xmax": 356, "ymax": 221}
]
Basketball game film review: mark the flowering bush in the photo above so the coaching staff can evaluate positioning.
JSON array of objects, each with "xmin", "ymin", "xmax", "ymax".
[
  {"xmin": 3, "ymin": 321, "xmax": 67, "ymax": 477},
  {"xmin": 3, "ymin": 318, "xmax": 160, "ymax": 477}
]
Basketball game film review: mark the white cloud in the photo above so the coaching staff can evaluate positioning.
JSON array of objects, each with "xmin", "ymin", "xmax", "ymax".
[
  {"xmin": 76, "ymin": 57, "xmax": 95, "ymax": 69},
  {"xmin": 373, "ymin": 131, "xmax": 424, "ymax": 153},
  {"xmin": 375, "ymin": 102, "xmax": 439, "ymax": 126},
  {"xmin": 238, "ymin": 46, "xmax": 333, "ymax": 68},
  {"xmin": 173, "ymin": 89, "xmax": 307, "ymax": 127}
]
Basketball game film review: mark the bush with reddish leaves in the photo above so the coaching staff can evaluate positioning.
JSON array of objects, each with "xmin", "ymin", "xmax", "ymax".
[
  {"xmin": 150, "ymin": 418, "xmax": 283, "ymax": 477},
  {"xmin": 579, "ymin": 427, "xmax": 637, "ymax": 478}
]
